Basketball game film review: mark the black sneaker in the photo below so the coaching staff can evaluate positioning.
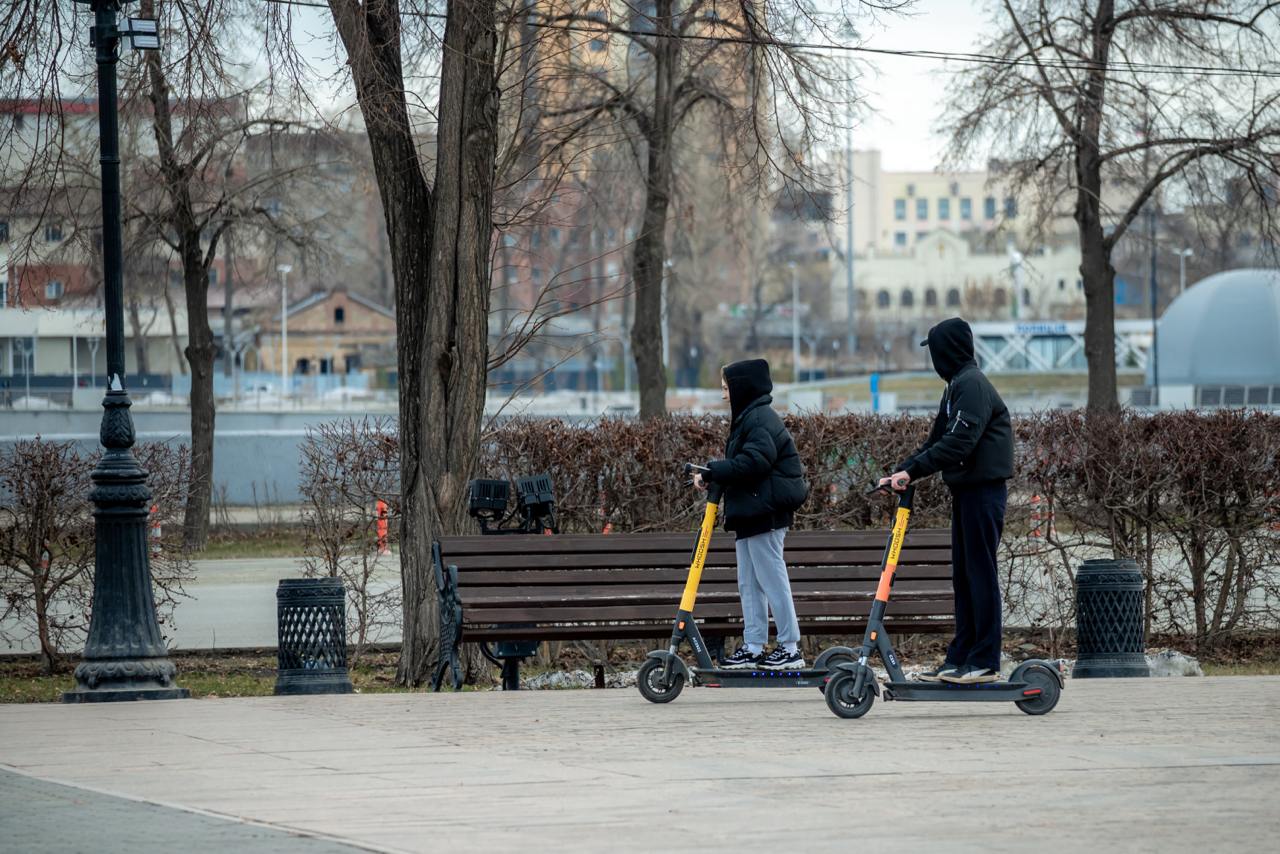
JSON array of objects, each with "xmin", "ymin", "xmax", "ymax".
[
  {"xmin": 940, "ymin": 665, "xmax": 1001, "ymax": 684},
  {"xmin": 759, "ymin": 647, "xmax": 806, "ymax": 670},
  {"xmin": 917, "ymin": 662, "xmax": 961, "ymax": 682},
  {"xmin": 720, "ymin": 646, "xmax": 761, "ymax": 669}
]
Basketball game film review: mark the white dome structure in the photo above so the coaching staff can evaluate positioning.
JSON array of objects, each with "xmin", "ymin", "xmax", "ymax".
[{"xmin": 1151, "ymin": 269, "xmax": 1280, "ymax": 405}]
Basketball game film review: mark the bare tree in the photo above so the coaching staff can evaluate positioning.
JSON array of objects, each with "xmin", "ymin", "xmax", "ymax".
[
  {"xmin": 535, "ymin": 1, "xmax": 868, "ymax": 418},
  {"xmin": 943, "ymin": 0, "xmax": 1280, "ymax": 411}
]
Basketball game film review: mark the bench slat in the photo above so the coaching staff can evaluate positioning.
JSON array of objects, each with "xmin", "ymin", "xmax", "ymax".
[
  {"xmin": 465, "ymin": 598, "xmax": 950, "ymax": 623},
  {"xmin": 463, "ymin": 619, "xmax": 956, "ymax": 642},
  {"xmin": 454, "ymin": 564, "xmax": 954, "ymax": 586},
  {"xmin": 448, "ymin": 547, "xmax": 951, "ymax": 571},
  {"xmin": 436, "ymin": 529, "xmax": 949, "ymax": 555},
  {"xmin": 458, "ymin": 580, "xmax": 949, "ymax": 606}
]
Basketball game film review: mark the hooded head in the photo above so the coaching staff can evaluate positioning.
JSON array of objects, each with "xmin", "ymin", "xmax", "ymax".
[
  {"xmin": 922, "ymin": 317, "xmax": 976, "ymax": 381},
  {"xmin": 722, "ymin": 359, "xmax": 773, "ymax": 420}
]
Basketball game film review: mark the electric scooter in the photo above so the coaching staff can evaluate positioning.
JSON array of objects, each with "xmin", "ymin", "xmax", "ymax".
[
  {"xmin": 637, "ymin": 464, "xmax": 857, "ymax": 703},
  {"xmin": 822, "ymin": 482, "xmax": 1064, "ymax": 718}
]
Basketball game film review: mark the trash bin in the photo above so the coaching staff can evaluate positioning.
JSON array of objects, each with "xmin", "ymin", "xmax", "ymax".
[
  {"xmin": 1072, "ymin": 559, "xmax": 1149, "ymax": 678},
  {"xmin": 275, "ymin": 577, "xmax": 354, "ymax": 695}
]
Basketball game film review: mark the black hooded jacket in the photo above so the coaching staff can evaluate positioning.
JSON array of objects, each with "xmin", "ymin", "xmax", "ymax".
[
  {"xmin": 704, "ymin": 359, "xmax": 808, "ymax": 538},
  {"xmin": 898, "ymin": 318, "xmax": 1014, "ymax": 488}
]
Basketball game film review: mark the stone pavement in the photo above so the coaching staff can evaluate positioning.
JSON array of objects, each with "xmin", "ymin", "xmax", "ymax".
[{"xmin": 1, "ymin": 677, "xmax": 1278, "ymax": 854}]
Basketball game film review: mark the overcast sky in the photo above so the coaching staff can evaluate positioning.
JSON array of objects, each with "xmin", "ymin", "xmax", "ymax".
[
  {"xmin": 849, "ymin": 0, "xmax": 989, "ymax": 171},
  {"xmin": 276, "ymin": 0, "xmax": 989, "ymax": 173}
]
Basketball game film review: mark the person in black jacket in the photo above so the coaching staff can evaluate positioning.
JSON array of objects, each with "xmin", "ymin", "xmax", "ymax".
[
  {"xmin": 694, "ymin": 359, "xmax": 809, "ymax": 670},
  {"xmin": 880, "ymin": 317, "xmax": 1014, "ymax": 684}
]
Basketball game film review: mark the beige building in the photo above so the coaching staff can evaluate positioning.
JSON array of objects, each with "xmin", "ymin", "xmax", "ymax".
[
  {"xmin": 0, "ymin": 306, "xmax": 188, "ymax": 380},
  {"xmin": 836, "ymin": 230, "xmax": 1086, "ymax": 327},
  {"xmin": 257, "ymin": 289, "xmax": 395, "ymax": 379}
]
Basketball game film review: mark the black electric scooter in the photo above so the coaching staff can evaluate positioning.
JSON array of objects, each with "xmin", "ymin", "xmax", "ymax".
[
  {"xmin": 637, "ymin": 465, "xmax": 856, "ymax": 703},
  {"xmin": 822, "ymin": 482, "xmax": 1064, "ymax": 719}
]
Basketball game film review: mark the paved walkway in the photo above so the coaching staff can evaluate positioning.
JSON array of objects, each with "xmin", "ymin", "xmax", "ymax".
[{"xmin": 1, "ymin": 677, "xmax": 1278, "ymax": 853}]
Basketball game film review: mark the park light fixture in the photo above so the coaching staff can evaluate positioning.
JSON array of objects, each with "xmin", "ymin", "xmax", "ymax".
[
  {"xmin": 123, "ymin": 17, "xmax": 160, "ymax": 51},
  {"xmin": 468, "ymin": 479, "xmax": 510, "ymax": 533}
]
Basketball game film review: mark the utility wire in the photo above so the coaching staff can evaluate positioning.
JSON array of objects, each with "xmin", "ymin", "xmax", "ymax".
[{"xmin": 258, "ymin": 0, "xmax": 1280, "ymax": 80}]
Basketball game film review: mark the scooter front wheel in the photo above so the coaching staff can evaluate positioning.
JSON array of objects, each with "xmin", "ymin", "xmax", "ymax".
[
  {"xmin": 824, "ymin": 671, "xmax": 875, "ymax": 719},
  {"xmin": 637, "ymin": 657, "xmax": 685, "ymax": 704}
]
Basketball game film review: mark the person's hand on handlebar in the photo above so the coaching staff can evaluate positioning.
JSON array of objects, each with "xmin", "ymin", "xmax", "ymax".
[{"xmin": 878, "ymin": 471, "xmax": 912, "ymax": 492}]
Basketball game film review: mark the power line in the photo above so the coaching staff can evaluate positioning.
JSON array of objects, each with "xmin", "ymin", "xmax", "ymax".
[{"xmin": 258, "ymin": 0, "xmax": 1280, "ymax": 80}]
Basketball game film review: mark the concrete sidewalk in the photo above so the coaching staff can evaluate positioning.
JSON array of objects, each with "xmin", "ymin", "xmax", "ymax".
[{"xmin": 1, "ymin": 677, "xmax": 1277, "ymax": 853}]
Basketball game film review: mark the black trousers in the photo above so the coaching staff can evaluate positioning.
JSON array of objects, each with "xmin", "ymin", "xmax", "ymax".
[{"xmin": 945, "ymin": 481, "xmax": 1007, "ymax": 671}]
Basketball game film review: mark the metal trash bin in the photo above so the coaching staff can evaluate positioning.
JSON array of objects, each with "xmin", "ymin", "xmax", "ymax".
[
  {"xmin": 1072, "ymin": 559, "xmax": 1150, "ymax": 678},
  {"xmin": 275, "ymin": 578, "xmax": 354, "ymax": 695}
]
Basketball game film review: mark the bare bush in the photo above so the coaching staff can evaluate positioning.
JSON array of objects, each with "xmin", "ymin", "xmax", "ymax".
[
  {"xmin": 299, "ymin": 418, "xmax": 402, "ymax": 665},
  {"xmin": 0, "ymin": 439, "xmax": 195, "ymax": 673}
]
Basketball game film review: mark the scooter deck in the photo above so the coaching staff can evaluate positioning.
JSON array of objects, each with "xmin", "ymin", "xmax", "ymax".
[
  {"xmin": 693, "ymin": 667, "xmax": 831, "ymax": 688},
  {"xmin": 882, "ymin": 680, "xmax": 1040, "ymax": 702}
]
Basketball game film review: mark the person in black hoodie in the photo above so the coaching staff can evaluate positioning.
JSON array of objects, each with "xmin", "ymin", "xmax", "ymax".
[
  {"xmin": 880, "ymin": 317, "xmax": 1014, "ymax": 685},
  {"xmin": 694, "ymin": 359, "xmax": 809, "ymax": 670}
]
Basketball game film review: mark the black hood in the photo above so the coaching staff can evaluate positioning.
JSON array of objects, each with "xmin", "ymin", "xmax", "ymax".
[
  {"xmin": 922, "ymin": 317, "xmax": 976, "ymax": 381},
  {"xmin": 723, "ymin": 359, "xmax": 773, "ymax": 420}
]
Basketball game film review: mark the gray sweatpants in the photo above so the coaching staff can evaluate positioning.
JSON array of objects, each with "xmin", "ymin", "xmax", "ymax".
[{"xmin": 734, "ymin": 528, "xmax": 801, "ymax": 653}]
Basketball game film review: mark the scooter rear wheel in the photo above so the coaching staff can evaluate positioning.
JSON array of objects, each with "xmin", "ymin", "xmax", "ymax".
[
  {"xmin": 824, "ymin": 671, "xmax": 875, "ymax": 719},
  {"xmin": 1014, "ymin": 664, "xmax": 1061, "ymax": 716},
  {"xmin": 637, "ymin": 657, "xmax": 685, "ymax": 704}
]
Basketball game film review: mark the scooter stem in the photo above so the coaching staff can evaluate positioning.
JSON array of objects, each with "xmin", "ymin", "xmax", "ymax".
[{"xmin": 679, "ymin": 485, "xmax": 721, "ymax": 613}]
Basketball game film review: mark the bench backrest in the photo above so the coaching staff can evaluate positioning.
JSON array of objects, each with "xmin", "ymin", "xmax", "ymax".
[{"xmin": 436, "ymin": 529, "xmax": 954, "ymax": 638}]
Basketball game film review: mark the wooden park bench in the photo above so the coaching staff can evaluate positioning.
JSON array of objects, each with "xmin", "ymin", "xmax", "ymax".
[{"xmin": 431, "ymin": 528, "xmax": 955, "ymax": 690}]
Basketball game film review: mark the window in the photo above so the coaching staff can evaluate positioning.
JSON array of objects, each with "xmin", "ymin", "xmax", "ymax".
[
  {"xmin": 916, "ymin": 198, "xmax": 928, "ymax": 220},
  {"xmin": 208, "ymin": 268, "xmax": 218, "ymax": 286},
  {"xmin": 13, "ymin": 114, "xmax": 24, "ymax": 131},
  {"xmin": 45, "ymin": 222, "xmax": 63, "ymax": 242},
  {"xmin": 984, "ymin": 197, "xmax": 997, "ymax": 219},
  {"xmin": 916, "ymin": 231, "xmax": 929, "ymax": 242},
  {"xmin": 344, "ymin": 353, "xmax": 362, "ymax": 374},
  {"xmin": 946, "ymin": 288, "xmax": 961, "ymax": 307},
  {"xmin": 531, "ymin": 267, "xmax": 543, "ymax": 285},
  {"xmin": 905, "ymin": 183, "xmax": 915, "ymax": 197},
  {"xmin": 925, "ymin": 288, "xmax": 938, "ymax": 307},
  {"xmin": 45, "ymin": 280, "xmax": 64, "ymax": 301},
  {"xmin": 1004, "ymin": 197, "xmax": 1018, "ymax": 218},
  {"xmin": 938, "ymin": 198, "xmax": 950, "ymax": 220},
  {"xmin": 994, "ymin": 287, "xmax": 1008, "ymax": 307},
  {"xmin": 319, "ymin": 357, "xmax": 333, "ymax": 375},
  {"xmin": 1058, "ymin": 278, "xmax": 1066, "ymax": 291},
  {"xmin": 1022, "ymin": 289, "xmax": 1030, "ymax": 306},
  {"xmin": 530, "ymin": 231, "xmax": 541, "ymax": 249},
  {"xmin": 334, "ymin": 307, "xmax": 345, "ymax": 325},
  {"xmin": 295, "ymin": 357, "xmax": 310, "ymax": 374},
  {"xmin": 959, "ymin": 198, "xmax": 972, "ymax": 220},
  {"xmin": 876, "ymin": 289, "xmax": 891, "ymax": 308},
  {"xmin": 0, "ymin": 220, "xmax": 8, "ymax": 242},
  {"xmin": 549, "ymin": 227, "xmax": 561, "ymax": 245},
  {"xmin": 587, "ymin": 10, "xmax": 608, "ymax": 51},
  {"xmin": 900, "ymin": 289, "xmax": 915, "ymax": 308},
  {"xmin": 894, "ymin": 199, "xmax": 906, "ymax": 221},
  {"xmin": 894, "ymin": 231, "xmax": 907, "ymax": 248},
  {"xmin": 1076, "ymin": 278, "xmax": 1083, "ymax": 290}
]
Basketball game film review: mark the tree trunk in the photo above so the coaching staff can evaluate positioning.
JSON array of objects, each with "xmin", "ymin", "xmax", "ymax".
[
  {"xmin": 163, "ymin": 281, "xmax": 186, "ymax": 375},
  {"xmin": 34, "ymin": 583, "xmax": 55, "ymax": 675},
  {"xmin": 329, "ymin": 0, "xmax": 498, "ymax": 686},
  {"xmin": 1077, "ymin": 0, "xmax": 1119, "ymax": 413},
  {"xmin": 628, "ymin": 2, "xmax": 678, "ymax": 420},
  {"xmin": 181, "ymin": 254, "xmax": 217, "ymax": 552},
  {"xmin": 128, "ymin": 298, "xmax": 150, "ymax": 375},
  {"xmin": 144, "ymin": 35, "xmax": 215, "ymax": 550}
]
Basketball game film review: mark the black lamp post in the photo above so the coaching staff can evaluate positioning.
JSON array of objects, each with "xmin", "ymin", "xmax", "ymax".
[{"xmin": 64, "ymin": 1, "xmax": 188, "ymax": 703}]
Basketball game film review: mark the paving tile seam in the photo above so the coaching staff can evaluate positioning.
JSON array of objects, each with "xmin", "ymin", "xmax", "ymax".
[{"xmin": 0, "ymin": 763, "xmax": 411, "ymax": 854}]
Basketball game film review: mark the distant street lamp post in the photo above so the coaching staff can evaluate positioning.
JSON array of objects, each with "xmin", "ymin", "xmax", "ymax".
[
  {"xmin": 65, "ymin": 0, "xmax": 188, "ymax": 703},
  {"xmin": 1173, "ymin": 247, "xmax": 1194, "ymax": 296},
  {"xmin": 278, "ymin": 263, "xmax": 292, "ymax": 399}
]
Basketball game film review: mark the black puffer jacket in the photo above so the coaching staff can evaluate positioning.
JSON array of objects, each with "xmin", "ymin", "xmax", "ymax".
[
  {"xmin": 704, "ymin": 359, "xmax": 808, "ymax": 538},
  {"xmin": 899, "ymin": 318, "xmax": 1014, "ymax": 489}
]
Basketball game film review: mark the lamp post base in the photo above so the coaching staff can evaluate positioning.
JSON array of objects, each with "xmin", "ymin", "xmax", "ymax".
[
  {"xmin": 62, "ymin": 658, "xmax": 191, "ymax": 703},
  {"xmin": 63, "ymin": 687, "xmax": 191, "ymax": 703}
]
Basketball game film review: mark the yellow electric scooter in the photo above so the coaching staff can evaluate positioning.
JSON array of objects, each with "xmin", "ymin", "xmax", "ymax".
[{"xmin": 637, "ymin": 464, "xmax": 856, "ymax": 703}]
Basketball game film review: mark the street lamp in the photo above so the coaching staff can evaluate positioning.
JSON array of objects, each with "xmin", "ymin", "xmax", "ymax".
[
  {"xmin": 277, "ymin": 263, "xmax": 292, "ymax": 399},
  {"xmin": 64, "ymin": 1, "xmax": 188, "ymax": 702},
  {"xmin": 1172, "ymin": 247, "xmax": 1194, "ymax": 296}
]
